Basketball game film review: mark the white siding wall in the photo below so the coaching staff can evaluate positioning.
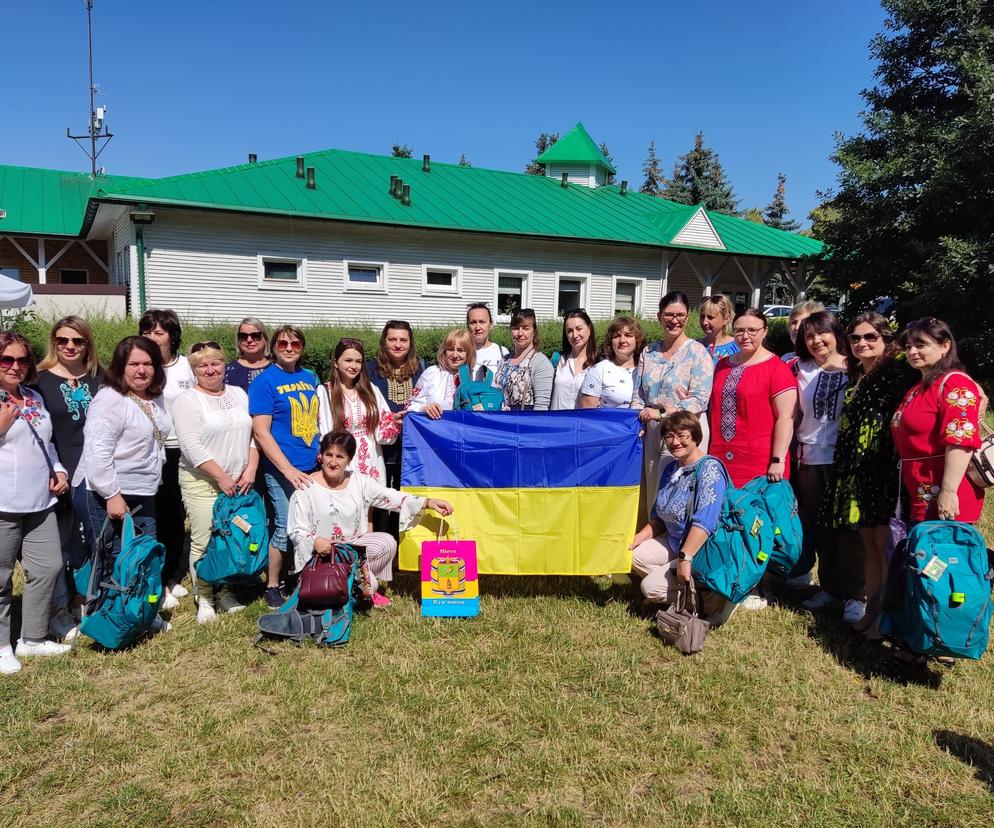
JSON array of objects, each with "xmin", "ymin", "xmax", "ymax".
[
  {"xmin": 672, "ymin": 209, "xmax": 725, "ymax": 250},
  {"xmin": 546, "ymin": 164, "xmax": 595, "ymax": 189},
  {"xmin": 110, "ymin": 207, "xmax": 133, "ymax": 288},
  {"xmin": 140, "ymin": 209, "xmax": 751, "ymax": 325}
]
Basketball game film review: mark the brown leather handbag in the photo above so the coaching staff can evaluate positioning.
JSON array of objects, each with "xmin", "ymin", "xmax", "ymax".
[{"xmin": 298, "ymin": 545, "xmax": 353, "ymax": 609}]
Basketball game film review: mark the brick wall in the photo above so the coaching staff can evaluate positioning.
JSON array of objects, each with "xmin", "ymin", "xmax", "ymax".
[{"xmin": 0, "ymin": 236, "xmax": 110, "ymax": 284}]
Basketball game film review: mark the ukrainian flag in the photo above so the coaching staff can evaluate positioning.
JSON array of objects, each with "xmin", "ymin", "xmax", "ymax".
[{"xmin": 399, "ymin": 410, "xmax": 642, "ymax": 575}]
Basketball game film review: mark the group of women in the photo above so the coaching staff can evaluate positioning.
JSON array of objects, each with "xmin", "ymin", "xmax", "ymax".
[{"xmin": 0, "ymin": 295, "xmax": 986, "ymax": 677}]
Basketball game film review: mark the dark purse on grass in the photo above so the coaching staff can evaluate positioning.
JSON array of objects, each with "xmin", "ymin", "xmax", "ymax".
[
  {"xmin": 655, "ymin": 579, "xmax": 709, "ymax": 655},
  {"xmin": 298, "ymin": 544, "xmax": 354, "ymax": 609}
]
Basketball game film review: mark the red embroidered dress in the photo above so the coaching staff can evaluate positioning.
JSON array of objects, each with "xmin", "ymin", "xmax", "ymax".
[{"xmin": 890, "ymin": 371, "xmax": 985, "ymax": 523}]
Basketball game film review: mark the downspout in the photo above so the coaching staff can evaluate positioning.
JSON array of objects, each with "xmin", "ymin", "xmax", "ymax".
[{"xmin": 135, "ymin": 224, "xmax": 147, "ymax": 315}]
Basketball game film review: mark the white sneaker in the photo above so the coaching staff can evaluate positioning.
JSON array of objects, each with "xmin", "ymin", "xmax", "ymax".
[
  {"xmin": 842, "ymin": 599, "xmax": 867, "ymax": 624},
  {"xmin": 170, "ymin": 583, "xmax": 189, "ymax": 599},
  {"xmin": 802, "ymin": 590, "xmax": 840, "ymax": 611},
  {"xmin": 0, "ymin": 647, "xmax": 21, "ymax": 674},
  {"xmin": 15, "ymin": 638, "xmax": 72, "ymax": 657},
  {"xmin": 785, "ymin": 570, "xmax": 814, "ymax": 589},
  {"xmin": 161, "ymin": 592, "xmax": 180, "ymax": 611},
  {"xmin": 196, "ymin": 602, "xmax": 217, "ymax": 625},
  {"xmin": 49, "ymin": 607, "xmax": 80, "ymax": 642},
  {"xmin": 151, "ymin": 614, "xmax": 172, "ymax": 633},
  {"xmin": 740, "ymin": 592, "xmax": 768, "ymax": 611}
]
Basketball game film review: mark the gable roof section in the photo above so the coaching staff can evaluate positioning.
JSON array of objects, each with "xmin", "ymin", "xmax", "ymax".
[
  {"xmin": 0, "ymin": 150, "xmax": 822, "ymax": 260},
  {"xmin": 535, "ymin": 122, "xmax": 617, "ymax": 174},
  {"xmin": 0, "ymin": 164, "xmax": 152, "ymax": 236},
  {"xmin": 671, "ymin": 207, "xmax": 725, "ymax": 250}
]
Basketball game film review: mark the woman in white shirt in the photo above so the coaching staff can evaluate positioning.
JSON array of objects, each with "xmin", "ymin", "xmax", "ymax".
[
  {"xmin": 172, "ymin": 342, "xmax": 258, "ymax": 623},
  {"xmin": 550, "ymin": 309, "xmax": 599, "ymax": 410},
  {"xmin": 139, "ymin": 309, "xmax": 195, "ymax": 606},
  {"xmin": 579, "ymin": 316, "xmax": 645, "ymax": 409},
  {"xmin": 0, "ymin": 333, "xmax": 71, "ymax": 674},
  {"xmin": 288, "ymin": 431, "xmax": 453, "ymax": 607},
  {"xmin": 407, "ymin": 330, "xmax": 476, "ymax": 420},
  {"xmin": 72, "ymin": 336, "xmax": 171, "ymax": 633}
]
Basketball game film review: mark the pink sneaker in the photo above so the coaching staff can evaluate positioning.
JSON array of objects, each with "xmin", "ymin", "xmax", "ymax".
[{"xmin": 372, "ymin": 592, "xmax": 392, "ymax": 608}]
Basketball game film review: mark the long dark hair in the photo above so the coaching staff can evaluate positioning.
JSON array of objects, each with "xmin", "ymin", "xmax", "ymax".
[
  {"xmin": 794, "ymin": 311, "xmax": 846, "ymax": 363},
  {"xmin": 560, "ymin": 310, "xmax": 598, "ymax": 366},
  {"xmin": 845, "ymin": 312, "xmax": 897, "ymax": 379},
  {"xmin": 898, "ymin": 317, "xmax": 963, "ymax": 388},
  {"xmin": 375, "ymin": 320, "xmax": 420, "ymax": 381},
  {"xmin": 326, "ymin": 338, "xmax": 380, "ymax": 435},
  {"xmin": 105, "ymin": 336, "xmax": 166, "ymax": 397}
]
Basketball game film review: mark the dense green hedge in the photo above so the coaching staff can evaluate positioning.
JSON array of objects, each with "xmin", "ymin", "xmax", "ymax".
[{"xmin": 8, "ymin": 311, "xmax": 791, "ymax": 381}]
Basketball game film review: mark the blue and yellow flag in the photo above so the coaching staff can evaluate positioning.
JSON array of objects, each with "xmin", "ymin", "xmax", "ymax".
[{"xmin": 399, "ymin": 410, "xmax": 642, "ymax": 575}]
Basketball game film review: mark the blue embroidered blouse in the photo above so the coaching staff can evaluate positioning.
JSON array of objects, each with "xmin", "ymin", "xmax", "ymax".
[{"xmin": 651, "ymin": 456, "xmax": 728, "ymax": 541}]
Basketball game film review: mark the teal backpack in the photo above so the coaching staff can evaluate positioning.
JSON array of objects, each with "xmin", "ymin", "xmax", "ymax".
[
  {"xmin": 879, "ymin": 521, "xmax": 994, "ymax": 660},
  {"xmin": 256, "ymin": 544, "xmax": 364, "ymax": 647},
  {"xmin": 78, "ymin": 513, "xmax": 166, "ymax": 650},
  {"xmin": 742, "ymin": 476, "xmax": 806, "ymax": 578},
  {"xmin": 688, "ymin": 462, "xmax": 774, "ymax": 603},
  {"xmin": 454, "ymin": 364, "xmax": 504, "ymax": 411},
  {"xmin": 195, "ymin": 490, "xmax": 269, "ymax": 585}
]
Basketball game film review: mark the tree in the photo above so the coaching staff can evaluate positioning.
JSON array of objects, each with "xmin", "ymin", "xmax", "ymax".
[
  {"xmin": 819, "ymin": 0, "xmax": 994, "ymax": 381},
  {"xmin": 660, "ymin": 132, "xmax": 738, "ymax": 214},
  {"xmin": 525, "ymin": 132, "xmax": 559, "ymax": 175},
  {"xmin": 763, "ymin": 173, "xmax": 801, "ymax": 232},
  {"xmin": 598, "ymin": 142, "xmax": 616, "ymax": 184},
  {"xmin": 741, "ymin": 207, "xmax": 765, "ymax": 224},
  {"xmin": 457, "ymin": 154, "xmax": 471, "ymax": 167},
  {"xmin": 639, "ymin": 141, "xmax": 664, "ymax": 196},
  {"xmin": 391, "ymin": 144, "xmax": 413, "ymax": 158}
]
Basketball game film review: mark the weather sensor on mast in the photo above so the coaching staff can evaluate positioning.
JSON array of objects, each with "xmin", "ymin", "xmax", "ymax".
[{"xmin": 67, "ymin": 1, "xmax": 113, "ymax": 176}]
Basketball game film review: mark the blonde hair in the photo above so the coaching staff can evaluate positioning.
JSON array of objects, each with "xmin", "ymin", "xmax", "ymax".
[
  {"xmin": 699, "ymin": 294, "xmax": 735, "ymax": 327},
  {"xmin": 437, "ymin": 329, "xmax": 476, "ymax": 373},
  {"xmin": 189, "ymin": 347, "xmax": 227, "ymax": 370},
  {"xmin": 37, "ymin": 315, "xmax": 102, "ymax": 377},
  {"xmin": 789, "ymin": 299, "xmax": 825, "ymax": 323},
  {"xmin": 236, "ymin": 317, "xmax": 270, "ymax": 358}
]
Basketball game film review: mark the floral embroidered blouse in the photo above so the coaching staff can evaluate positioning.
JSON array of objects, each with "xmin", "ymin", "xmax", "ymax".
[
  {"xmin": 891, "ymin": 371, "xmax": 985, "ymax": 523},
  {"xmin": 0, "ymin": 385, "xmax": 67, "ymax": 513},
  {"xmin": 652, "ymin": 456, "xmax": 728, "ymax": 542},
  {"xmin": 631, "ymin": 339, "xmax": 713, "ymax": 414},
  {"xmin": 316, "ymin": 384, "xmax": 400, "ymax": 483}
]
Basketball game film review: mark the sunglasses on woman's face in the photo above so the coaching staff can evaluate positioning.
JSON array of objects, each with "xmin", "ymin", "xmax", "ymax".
[
  {"xmin": 0, "ymin": 355, "xmax": 30, "ymax": 370},
  {"xmin": 55, "ymin": 336, "xmax": 87, "ymax": 349},
  {"xmin": 847, "ymin": 332, "xmax": 881, "ymax": 344},
  {"xmin": 237, "ymin": 331, "xmax": 265, "ymax": 342},
  {"xmin": 275, "ymin": 339, "xmax": 303, "ymax": 352},
  {"xmin": 190, "ymin": 341, "xmax": 222, "ymax": 354}
]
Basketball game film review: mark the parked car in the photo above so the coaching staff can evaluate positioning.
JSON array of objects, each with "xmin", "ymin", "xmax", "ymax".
[{"xmin": 763, "ymin": 305, "xmax": 793, "ymax": 319}]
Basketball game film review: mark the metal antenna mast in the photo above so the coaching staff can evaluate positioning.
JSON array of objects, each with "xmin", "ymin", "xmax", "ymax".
[{"xmin": 67, "ymin": 0, "xmax": 112, "ymax": 176}]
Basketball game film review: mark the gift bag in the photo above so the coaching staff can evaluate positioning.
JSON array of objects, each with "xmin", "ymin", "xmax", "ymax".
[{"xmin": 421, "ymin": 520, "xmax": 479, "ymax": 618}]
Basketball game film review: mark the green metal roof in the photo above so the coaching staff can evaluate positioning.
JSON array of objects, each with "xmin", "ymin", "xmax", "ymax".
[
  {"xmin": 0, "ymin": 147, "xmax": 822, "ymax": 260},
  {"xmin": 535, "ymin": 122, "xmax": 617, "ymax": 174},
  {"xmin": 0, "ymin": 164, "xmax": 151, "ymax": 236}
]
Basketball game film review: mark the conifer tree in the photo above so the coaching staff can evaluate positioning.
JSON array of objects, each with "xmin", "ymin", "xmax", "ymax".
[
  {"xmin": 639, "ymin": 141, "xmax": 664, "ymax": 196},
  {"xmin": 661, "ymin": 132, "xmax": 738, "ymax": 214},
  {"xmin": 524, "ymin": 132, "xmax": 560, "ymax": 175},
  {"xmin": 763, "ymin": 173, "xmax": 801, "ymax": 231},
  {"xmin": 458, "ymin": 154, "xmax": 471, "ymax": 167},
  {"xmin": 391, "ymin": 144, "xmax": 413, "ymax": 158},
  {"xmin": 598, "ymin": 142, "xmax": 616, "ymax": 184}
]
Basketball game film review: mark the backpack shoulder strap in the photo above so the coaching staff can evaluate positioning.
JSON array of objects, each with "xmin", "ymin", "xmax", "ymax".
[
  {"xmin": 552, "ymin": 351, "xmax": 561, "ymax": 369},
  {"xmin": 938, "ymin": 370, "xmax": 971, "ymax": 395},
  {"xmin": 458, "ymin": 364, "xmax": 472, "ymax": 385}
]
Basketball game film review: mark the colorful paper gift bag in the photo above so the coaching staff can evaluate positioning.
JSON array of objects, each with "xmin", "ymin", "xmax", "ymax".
[{"xmin": 420, "ymin": 534, "xmax": 479, "ymax": 618}]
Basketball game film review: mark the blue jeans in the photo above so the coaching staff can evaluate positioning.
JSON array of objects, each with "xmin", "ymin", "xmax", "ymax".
[
  {"xmin": 72, "ymin": 483, "xmax": 157, "ymax": 562},
  {"xmin": 263, "ymin": 470, "xmax": 297, "ymax": 553}
]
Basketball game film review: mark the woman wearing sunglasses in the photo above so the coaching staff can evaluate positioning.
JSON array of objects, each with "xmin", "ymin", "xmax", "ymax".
[
  {"xmin": 0, "ymin": 332, "xmax": 71, "ymax": 674},
  {"xmin": 225, "ymin": 317, "xmax": 271, "ymax": 391},
  {"xmin": 32, "ymin": 316, "xmax": 104, "ymax": 641},
  {"xmin": 248, "ymin": 325, "xmax": 321, "ymax": 608},
  {"xmin": 173, "ymin": 342, "xmax": 258, "ymax": 623},
  {"xmin": 495, "ymin": 308, "xmax": 553, "ymax": 411},
  {"xmin": 821, "ymin": 312, "xmax": 916, "ymax": 639}
]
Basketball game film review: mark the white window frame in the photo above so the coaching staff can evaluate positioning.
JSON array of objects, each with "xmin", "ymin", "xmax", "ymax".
[
  {"xmin": 421, "ymin": 263, "xmax": 462, "ymax": 297},
  {"xmin": 59, "ymin": 267, "xmax": 89, "ymax": 285},
  {"xmin": 257, "ymin": 254, "xmax": 307, "ymax": 291},
  {"xmin": 554, "ymin": 272, "xmax": 591, "ymax": 317},
  {"xmin": 493, "ymin": 269, "xmax": 531, "ymax": 321},
  {"xmin": 612, "ymin": 276, "xmax": 645, "ymax": 316},
  {"xmin": 344, "ymin": 259, "xmax": 389, "ymax": 294}
]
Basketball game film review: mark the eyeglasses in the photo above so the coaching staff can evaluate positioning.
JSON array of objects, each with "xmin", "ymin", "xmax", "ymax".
[
  {"xmin": 661, "ymin": 313, "xmax": 688, "ymax": 322},
  {"xmin": 732, "ymin": 327, "xmax": 766, "ymax": 337},
  {"xmin": 0, "ymin": 355, "xmax": 31, "ymax": 370},
  {"xmin": 663, "ymin": 431, "xmax": 694, "ymax": 444},
  {"xmin": 847, "ymin": 332, "xmax": 882, "ymax": 344},
  {"xmin": 190, "ymin": 341, "xmax": 222, "ymax": 354},
  {"xmin": 55, "ymin": 336, "xmax": 87, "ymax": 349},
  {"xmin": 237, "ymin": 331, "xmax": 265, "ymax": 342},
  {"xmin": 339, "ymin": 337, "xmax": 365, "ymax": 352},
  {"xmin": 275, "ymin": 339, "xmax": 303, "ymax": 352},
  {"xmin": 516, "ymin": 308, "xmax": 536, "ymax": 317},
  {"xmin": 563, "ymin": 307, "xmax": 587, "ymax": 316}
]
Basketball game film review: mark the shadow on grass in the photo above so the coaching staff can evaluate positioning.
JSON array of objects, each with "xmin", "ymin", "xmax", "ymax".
[{"xmin": 934, "ymin": 730, "xmax": 994, "ymax": 793}]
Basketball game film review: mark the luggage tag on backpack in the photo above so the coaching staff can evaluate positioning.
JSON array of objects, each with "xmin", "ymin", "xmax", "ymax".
[
  {"xmin": 232, "ymin": 515, "xmax": 252, "ymax": 535},
  {"xmin": 750, "ymin": 516, "xmax": 764, "ymax": 538},
  {"xmin": 922, "ymin": 556, "xmax": 947, "ymax": 582}
]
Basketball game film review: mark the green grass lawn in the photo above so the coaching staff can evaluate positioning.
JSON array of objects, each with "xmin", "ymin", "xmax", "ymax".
[{"xmin": 2, "ymin": 501, "xmax": 993, "ymax": 826}]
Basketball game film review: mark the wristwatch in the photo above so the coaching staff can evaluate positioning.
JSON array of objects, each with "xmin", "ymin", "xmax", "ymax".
[
  {"xmin": 678, "ymin": 551, "xmax": 690, "ymax": 561},
  {"xmin": 770, "ymin": 456, "xmax": 782, "ymax": 464}
]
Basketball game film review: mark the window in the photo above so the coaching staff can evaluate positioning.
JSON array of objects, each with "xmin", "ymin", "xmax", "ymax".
[
  {"xmin": 344, "ymin": 260, "xmax": 388, "ymax": 292},
  {"xmin": 496, "ymin": 271, "xmax": 529, "ymax": 316},
  {"xmin": 614, "ymin": 280, "xmax": 639, "ymax": 314},
  {"xmin": 555, "ymin": 273, "xmax": 590, "ymax": 316},
  {"xmin": 0, "ymin": 268, "xmax": 19, "ymax": 281},
  {"xmin": 60, "ymin": 269, "xmax": 88, "ymax": 285},
  {"xmin": 257, "ymin": 255, "xmax": 306, "ymax": 290},
  {"xmin": 421, "ymin": 264, "xmax": 461, "ymax": 296}
]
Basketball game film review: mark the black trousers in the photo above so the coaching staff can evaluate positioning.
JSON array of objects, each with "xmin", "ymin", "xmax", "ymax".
[{"xmin": 155, "ymin": 446, "xmax": 188, "ymax": 584}]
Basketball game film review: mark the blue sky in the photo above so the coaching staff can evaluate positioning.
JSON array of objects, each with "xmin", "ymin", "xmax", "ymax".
[{"xmin": 3, "ymin": 1, "xmax": 886, "ymax": 226}]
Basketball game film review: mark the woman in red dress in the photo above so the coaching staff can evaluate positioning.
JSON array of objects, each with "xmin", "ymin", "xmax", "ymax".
[
  {"xmin": 709, "ymin": 308, "xmax": 798, "ymax": 489},
  {"xmin": 890, "ymin": 318, "xmax": 985, "ymax": 524}
]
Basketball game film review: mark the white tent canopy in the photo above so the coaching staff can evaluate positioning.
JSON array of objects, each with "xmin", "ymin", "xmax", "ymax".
[{"xmin": 0, "ymin": 273, "xmax": 33, "ymax": 308}]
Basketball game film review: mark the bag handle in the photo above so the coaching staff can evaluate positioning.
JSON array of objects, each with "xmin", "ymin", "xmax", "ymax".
[
  {"xmin": 8, "ymin": 393, "xmax": 59, "ymax": 483},
  {"xmin": 674, "ymin": 578, "xmax": 699, "ymax": 615},
  {"xmin": 435, "ymin": 515, "xmax": 460, "ymax": 542}
]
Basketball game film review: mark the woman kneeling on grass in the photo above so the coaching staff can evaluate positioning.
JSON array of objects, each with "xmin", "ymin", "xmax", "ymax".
[
  {"xmin": 628, "ymin": 410, "xmax": 733, "ymax": 625},
  {"xmin": 287, "ymin": 431, "xmax": 454, "ymax": 607}
]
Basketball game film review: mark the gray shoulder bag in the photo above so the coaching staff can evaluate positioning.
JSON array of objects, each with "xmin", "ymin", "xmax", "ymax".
[{"xmin": 655, "ymin": 578, "xmax": 709, "ymax": 655}]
